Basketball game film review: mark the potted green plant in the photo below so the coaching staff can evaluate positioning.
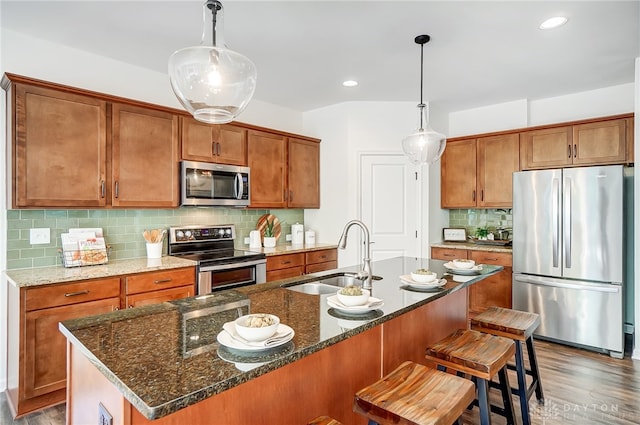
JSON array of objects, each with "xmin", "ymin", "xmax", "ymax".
[{"xmin": 263, "ymin": 218, "xmax": 277, "ymax": 248}]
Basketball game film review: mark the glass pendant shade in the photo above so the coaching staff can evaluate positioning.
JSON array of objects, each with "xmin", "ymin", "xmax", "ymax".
[
  {"xmin": 169, "ymin": 1, "xmax": 256, "ymax": 124},
  {"xmin": 402, "ymin": 104, "xmax": 446, "ymax": 165},
  {"xmin": 402, "ymin": 34, "xmax": 446, "ymax": 165}
]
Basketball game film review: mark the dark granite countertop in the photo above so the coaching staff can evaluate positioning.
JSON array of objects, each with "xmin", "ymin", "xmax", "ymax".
[{"xmin": 59, "ymin": 256, "xmax": 502, "ymax": 420}]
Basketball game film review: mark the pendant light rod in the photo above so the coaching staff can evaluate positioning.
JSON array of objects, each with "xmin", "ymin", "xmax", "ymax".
[
  {"xmin": 414, "ymin": 34, "xmax": 430, "ymax": 129},
  {"xmin": 207, "ymin": 0, "xmax": 222, "ymax": 45}
]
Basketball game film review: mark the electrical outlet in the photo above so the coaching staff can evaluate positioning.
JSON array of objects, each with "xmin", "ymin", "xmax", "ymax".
[
  {"xmin": 285, "ymin": 234, "xmax": 292, "ymax": 241},
  {"xmin": 243, "ymin": 237, "xmax": 250, "ymax": 245},
  {"xmin": 29, "ymin": 228, "xmax": 50, "ymax": 245},
  {"xmin": 98, "ymin": 403, "xmax": 113, "ymax": 425}
]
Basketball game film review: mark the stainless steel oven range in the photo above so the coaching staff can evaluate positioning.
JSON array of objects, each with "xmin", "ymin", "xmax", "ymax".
[{"xmin": 168, "ymin": 225, "xmax": 266, "ymax": 294}]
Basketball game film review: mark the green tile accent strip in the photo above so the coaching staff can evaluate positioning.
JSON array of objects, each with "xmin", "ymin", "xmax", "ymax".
[
  {"xmin": 447, "ymin": 208, "xmax": 513, "ymax": 236},
  {"xmin": 6, "ymin": 208, "xmax": 303, "ymax": 270}
]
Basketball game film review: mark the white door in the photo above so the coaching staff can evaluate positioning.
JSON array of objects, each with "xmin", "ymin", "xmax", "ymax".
[{"xmin": 360, "ymin": 154, "xmax": 421, "ymax": 262}]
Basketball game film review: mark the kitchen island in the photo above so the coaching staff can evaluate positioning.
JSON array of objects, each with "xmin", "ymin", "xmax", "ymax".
[{"xmin": 60, "ymin": 257, "xmax": 502, "ymax": 425}]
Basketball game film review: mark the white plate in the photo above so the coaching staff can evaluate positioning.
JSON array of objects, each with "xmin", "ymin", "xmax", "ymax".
[
  {"xmin": 443, "ymin": 262, "xmax": 483, "ymax": 275},
  {"xmin": 327, "ymin": 295, "xmax": 384, "ymax": 314},
  {"xmin": 217, "ymin": 324, "xmax": 294, "ymax": 352},
  {"xmin": 400, "ymin": 275, "xmax": 447, "ymax": 289}
]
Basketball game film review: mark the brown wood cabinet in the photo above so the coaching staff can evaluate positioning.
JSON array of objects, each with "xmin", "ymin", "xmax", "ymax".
[
  {"xmin": 8, "ymin": 278, "xmax": 120, "ymax": 417},
  {"xmin": 431, "ymin": 247, "xmax": 512, "ymax": 317},
  {"xmin": 247, "ymin": 130, "xmax": 321, "ymax": 209},
  {"xmin": 3, "ymin": 74, "xmax": 181, "ymax": 208},
  {"xmin": 6, "ymin": 266, "xmax": 196, "ymax": 418},
  {"xmin": 441, "ymin": 134, "xmax": 519, "ymax": 208},
  {"xmin": 180, "ymin": 117, "xmax": 247, "ymax": 165},
  {"xmin": 520, "ymin": 117, "xmax": 631, "ymax": 170},
  {"xmin": 9, "ymin": 82, "xmax": 108, "ymax": 208},
  {"xmin": 124, "ymin": 267, "xmax": 195, "ymax": 308},
  {"xmin": 266, "ymin": 248, "xmax": 338, "ymax": 282},
  {"xmin": 111, "ymin": 103, "xmax": 179, "ymax": 207}
]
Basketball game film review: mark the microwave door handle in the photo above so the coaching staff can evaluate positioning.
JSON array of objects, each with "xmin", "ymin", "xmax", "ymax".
[{"xmin": 235, "ymin": 173, "xmax": 243, "ymax": 200}]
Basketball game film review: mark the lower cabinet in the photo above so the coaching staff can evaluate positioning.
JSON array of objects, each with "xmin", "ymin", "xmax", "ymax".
[
  {"xmin": 431, "ymin": 247, "xmax": 512, "ymax": 317},
  {"xmin": 266, "ymin": 248, "xmax": 338, "ymax": 282},
  {"xmin": 7, "ymin": 266, "xmax": 196, "ymax": 418}
]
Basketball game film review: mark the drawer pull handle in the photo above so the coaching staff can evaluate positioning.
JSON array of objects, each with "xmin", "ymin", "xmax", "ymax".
[
  {"xmin": 444, "ymin": 253, "xmax": 455, "ymax": 257},
  {"xmin": 154, "ymin": 279, "xmax": 172, "ymax": 284},
  {"xmin": 64, "ymin": 290, "xmax": 90, "ymax": 297},
  {"xmin": 485, "ymin": 257, "xmax": 498, "ymax": 261},
  {"xmin": 281, "ymin": 261, "xmax": 292, "ymax": 265},
  {"xmin": 320, "ymin": 255, "xmax": 327, "ymax": 259}
]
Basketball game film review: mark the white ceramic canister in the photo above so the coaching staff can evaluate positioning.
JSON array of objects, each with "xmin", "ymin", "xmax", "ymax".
[
  {"xmin": 305, "ymin": 230, "xmax": 316, "ymax": 245},
  {"xmin": 291, "ymin": 223, "xmax": 304, "ymax": 245},
  {"xmin": 249, "ymin": 230, "xmax": 262, "ymax": 248}
]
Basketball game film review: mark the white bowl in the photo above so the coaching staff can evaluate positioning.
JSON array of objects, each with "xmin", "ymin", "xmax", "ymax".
[
  {"xmin": 452, "ymin": 259, "xmax": 476, "ymax": 269},
  {"xmin": 410, "ymin": 270, "xmax": 437, "ymax": 283},
  {"xmin": 336, "ymin": 287, "xmax": 370, "ymax": 306},
  {"xmin": 234, "ymin": 314, "xmax": 280, "ymax": 342}
]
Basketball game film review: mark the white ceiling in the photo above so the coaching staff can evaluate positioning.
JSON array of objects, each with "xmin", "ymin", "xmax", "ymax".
[{"xmin": 2, "ymin": 1, "xmax": 639, "ymax": 113}]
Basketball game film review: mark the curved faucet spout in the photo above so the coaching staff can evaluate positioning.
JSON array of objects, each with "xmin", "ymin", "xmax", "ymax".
[{"xmin": 337, "ymin": 220, "xmax": 372, "ymax": 289}]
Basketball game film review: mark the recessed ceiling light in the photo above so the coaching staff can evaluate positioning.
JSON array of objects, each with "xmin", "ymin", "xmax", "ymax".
[
  {"xmin": 539, "ymin": 16, "xmax": 568, "ymax": 30},
  {"xmin": 342, "ymin": 80, "xmax": 358, "ymax": 87}
]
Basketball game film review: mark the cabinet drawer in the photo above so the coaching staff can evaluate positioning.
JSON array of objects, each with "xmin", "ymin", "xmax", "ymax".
[
  {"xmin": 305, "ymin": 249, "xmax": 337, "ymax": 265},
  {"xmin": 25, "ymin": 278, "xmax": 121, "ymax": 311},
  {"xmin": 125, "ymin": 267, "xmax": 196, "ymax": 295},
  {"xmin": 125, "ymin": 285, "xmax": 194, "ymax": 308},
  {"xmin": 306, "ymin": 261, "xmax": 338, "ymax": 274},
  {"xmin": 469, "ymin": 250, "xmax": 512, "ymax": 267},
  {"xmin": 266, "ymin": 253, "xmax": 305, "ymax": 271},
  {"xmin": 431, "ymin": 247, "xmax": 468, "ymax": 261},
  {"xmin": 267, "ymin": 266, "xmax": 305, "ymax": 282}
]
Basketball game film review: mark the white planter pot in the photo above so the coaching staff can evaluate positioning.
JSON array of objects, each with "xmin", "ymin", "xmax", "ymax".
[{"xmin": 263, "ymin": 237, "xmax": 277, "ymax": 248}]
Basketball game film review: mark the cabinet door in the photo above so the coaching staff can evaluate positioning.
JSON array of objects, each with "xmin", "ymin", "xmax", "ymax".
[
  {"xmin": 125, "ymin": 285, "xmax": 194, "ymax": 308},
  {"xmin": 23, "ymin": 297, "xmax": 119, "ymax": 399},
  {"xmin": 572, "ymin": 119, "xmax": 627, "ymax": 165},
  {"xmin": 440, "ymin": 138, "xmax": 477, "ymax": 208},
  {"xmin": 468, "ymin": 251, "xmax": 512, "ymax": 316},
  {"xmin": 520, "ymin": 126, "xmax": 573, "ymax": 170},
  {"xmin": 287, "ymin": 138, "xmax": 320, "ymax": 208},
  {"xmin": 181, "ymin": 116, "xmax": 217, "ymax": 162},
  {"xmin": 217, "ymin": 124, "xmax": 247, "ymax": 166},
  {"xmin": 247, "ymin": 130, "xmax": 287, "ymax": 208},
  {"xmin": 13, "ymin": 83, "xmax": 107, "ymax": 207},
  {"xmin": 627, "ymin": 118, "xmax": 635, "ymax": 164},
  {"xmin": 266, "ymin": 266, "xmax": 305, "ymax": 282},
  {"xmin": 477, "ymin": 134, "xmax": 519, "ymax": 207},
  {"xmin": 111, "ymin": 103, "xmax": 179, "ymax": 207}
]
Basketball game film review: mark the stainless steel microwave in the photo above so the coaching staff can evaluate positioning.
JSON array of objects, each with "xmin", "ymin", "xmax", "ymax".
[{"xmin": 181, "ymin": 161, "xmax": 250, "ymax": 207}]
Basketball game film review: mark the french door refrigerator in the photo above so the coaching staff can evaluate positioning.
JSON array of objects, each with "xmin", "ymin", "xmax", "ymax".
[{"xmin": 512, "ymin": 165, "xmax": 624, "ymax": 358}]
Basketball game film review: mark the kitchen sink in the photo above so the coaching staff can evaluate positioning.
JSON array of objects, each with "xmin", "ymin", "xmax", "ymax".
[
  {"xmin": 285, "ymin": 282, "xmax": 338, "ymax": 295},
  {"xmin": 316, "ymin": 275, "xmax": 362, "ymax": 287}
]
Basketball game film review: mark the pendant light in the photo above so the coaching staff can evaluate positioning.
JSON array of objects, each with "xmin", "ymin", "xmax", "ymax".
[
  {"xmin": 401, "ymin": 35, "xmax": 446, "ymax": 165},
  {"xmin": 169, "ymin": 0, "xmax": 257, "ymax": 124}
]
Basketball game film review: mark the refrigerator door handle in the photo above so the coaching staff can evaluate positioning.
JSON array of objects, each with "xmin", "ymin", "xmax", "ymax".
[
  {"xmin": 514, "ymin": 274, "xmax": 620, "ymax": 293},
  {"xmin": 564, "ymin": 176, "xmax": 572, "ymax": 268},
  {"xmin": 552, "ymin": 177, "xmax": 560, "ymax": 267}
]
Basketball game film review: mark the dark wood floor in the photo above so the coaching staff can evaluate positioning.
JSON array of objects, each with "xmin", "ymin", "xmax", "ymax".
[{"xmin": 2, "ymin": 338, "xmax": 640, "ymax": 425}]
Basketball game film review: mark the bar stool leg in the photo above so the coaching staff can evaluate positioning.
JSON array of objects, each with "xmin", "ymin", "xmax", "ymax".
[
  {"xmin": 514, "ymin": 341, "xmax": 530, "ymax": 425},
  {"xmin": 477, "ymin": 378, "xmax": 492, "ymax": 425},
  {"xmin": 497, "ymin": 366, "xmax": 516, "ymax": 425},
  {"xmin": 527, "ymin": 337, "xmax": 545, "ymax": 403}
]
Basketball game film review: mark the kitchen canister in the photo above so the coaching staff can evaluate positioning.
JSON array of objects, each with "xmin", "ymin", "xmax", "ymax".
[
  {"xmin": 305, "ymin": 230, "xmax": 316, "ymax": 245},
  {"xmin": 249, "ymin": 230, "xmax": 262, "ymax": 248},
  {"xmin": 291, "ymin": 223, "xmax": 304, "ymax": 245}
]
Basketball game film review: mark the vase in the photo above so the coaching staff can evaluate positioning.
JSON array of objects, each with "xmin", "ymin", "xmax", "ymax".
[{"xmin": 263, "ymin": 237, "xmax": 277, "ymax": 248}]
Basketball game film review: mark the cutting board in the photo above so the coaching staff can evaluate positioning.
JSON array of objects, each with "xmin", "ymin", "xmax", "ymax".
[{"xmin": 256, "ymin": 214, "xmax": 282, "ymax": 240}]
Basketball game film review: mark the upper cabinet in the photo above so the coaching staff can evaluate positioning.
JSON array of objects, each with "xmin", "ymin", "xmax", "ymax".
[
  {"xmin": 3, "ymin": 74, "xmax": 180, "ymax": 208},
  {"xmin": 520, "ymin": 117, "xmax": 630, "ymax": 170},
  {"xmin": 247, "ymin": 130, "xmax": 321, "ymax": 209},
  {"xmin": 441, "ymin": 134, "xmax": 519, "ymax": 208},
  {"xmin": 9, "ymin": 82, "xmax": 109, "ymax": 208},
  {"xmin": 180, "ymin": 117, "xmax": 247, "ymax": 166}
]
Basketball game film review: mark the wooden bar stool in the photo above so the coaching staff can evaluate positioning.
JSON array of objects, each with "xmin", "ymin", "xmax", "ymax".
[
  {"xmin": 307, "ymin": 416, "xmax": 343, "ymax": 425},
  {"xmin": 354, "ymin": 361, "xmax": 475, "ymax": 425},
  {"xmin": 424, "ymin": 329, "xmax": 517, "ymax": 425},
  {"xmin": 471, "ymin": 307, "xmax": 545, "ymax": 425}
]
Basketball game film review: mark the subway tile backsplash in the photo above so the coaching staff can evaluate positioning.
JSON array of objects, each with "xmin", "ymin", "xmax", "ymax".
[
  {"xmin": 448, "ymin": 208, "xmax": 513, "ymax": 237},
  {"xmin": 6, "ymin": 208, "xmax": 303, "ymax": 270}
]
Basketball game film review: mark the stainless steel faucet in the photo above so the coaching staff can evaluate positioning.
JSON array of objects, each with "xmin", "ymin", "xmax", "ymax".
[{"xmin": 337, "ymin": 220, "xmax": 372, "ymax": 289}]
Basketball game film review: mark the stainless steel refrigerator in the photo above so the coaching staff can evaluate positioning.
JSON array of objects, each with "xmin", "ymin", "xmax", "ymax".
[{"xmin": 512, "ymin": 165, "xmax": 625, "ymax": 358}]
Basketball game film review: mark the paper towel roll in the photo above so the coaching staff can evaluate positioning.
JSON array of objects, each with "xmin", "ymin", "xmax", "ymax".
[{"xmin": 292, "ymin": 223, "xmax": 304, "ymax": 245}]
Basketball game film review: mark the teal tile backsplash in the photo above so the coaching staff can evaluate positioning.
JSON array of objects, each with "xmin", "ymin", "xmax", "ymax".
[
  {"xmin": 448, "ymin": 208, "xmax": 513, "ymax": 237},
  {"xmin": 6, "ymin": 208, "xmax": 303, "ymax": 269}
]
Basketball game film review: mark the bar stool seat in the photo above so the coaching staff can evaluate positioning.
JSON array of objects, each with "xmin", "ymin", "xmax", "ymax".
[
  {"xmin": 307, "ymin": 416, "xmax": 343, "ymax": 425},
  {"xmin": 425, "ymin": 329, "xmax": 517, "ymax": 425},
  {"xmin": 354, "ymin": 361, "xmax": 475, "ymax": 425},
  {"xmin": 471, "ymin": 307, "xmax": 545, "ymax": 425}
]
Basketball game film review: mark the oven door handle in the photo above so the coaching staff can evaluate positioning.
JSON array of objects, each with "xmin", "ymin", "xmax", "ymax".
[{"xmin": 199, "ymin": 259, "xmax": 266, "ymax": 272}]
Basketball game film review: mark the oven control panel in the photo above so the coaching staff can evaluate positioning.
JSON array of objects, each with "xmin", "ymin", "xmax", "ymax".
[{"xmin": 170, "ymin": 225, "xmax": 235, "ymax": 243}]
